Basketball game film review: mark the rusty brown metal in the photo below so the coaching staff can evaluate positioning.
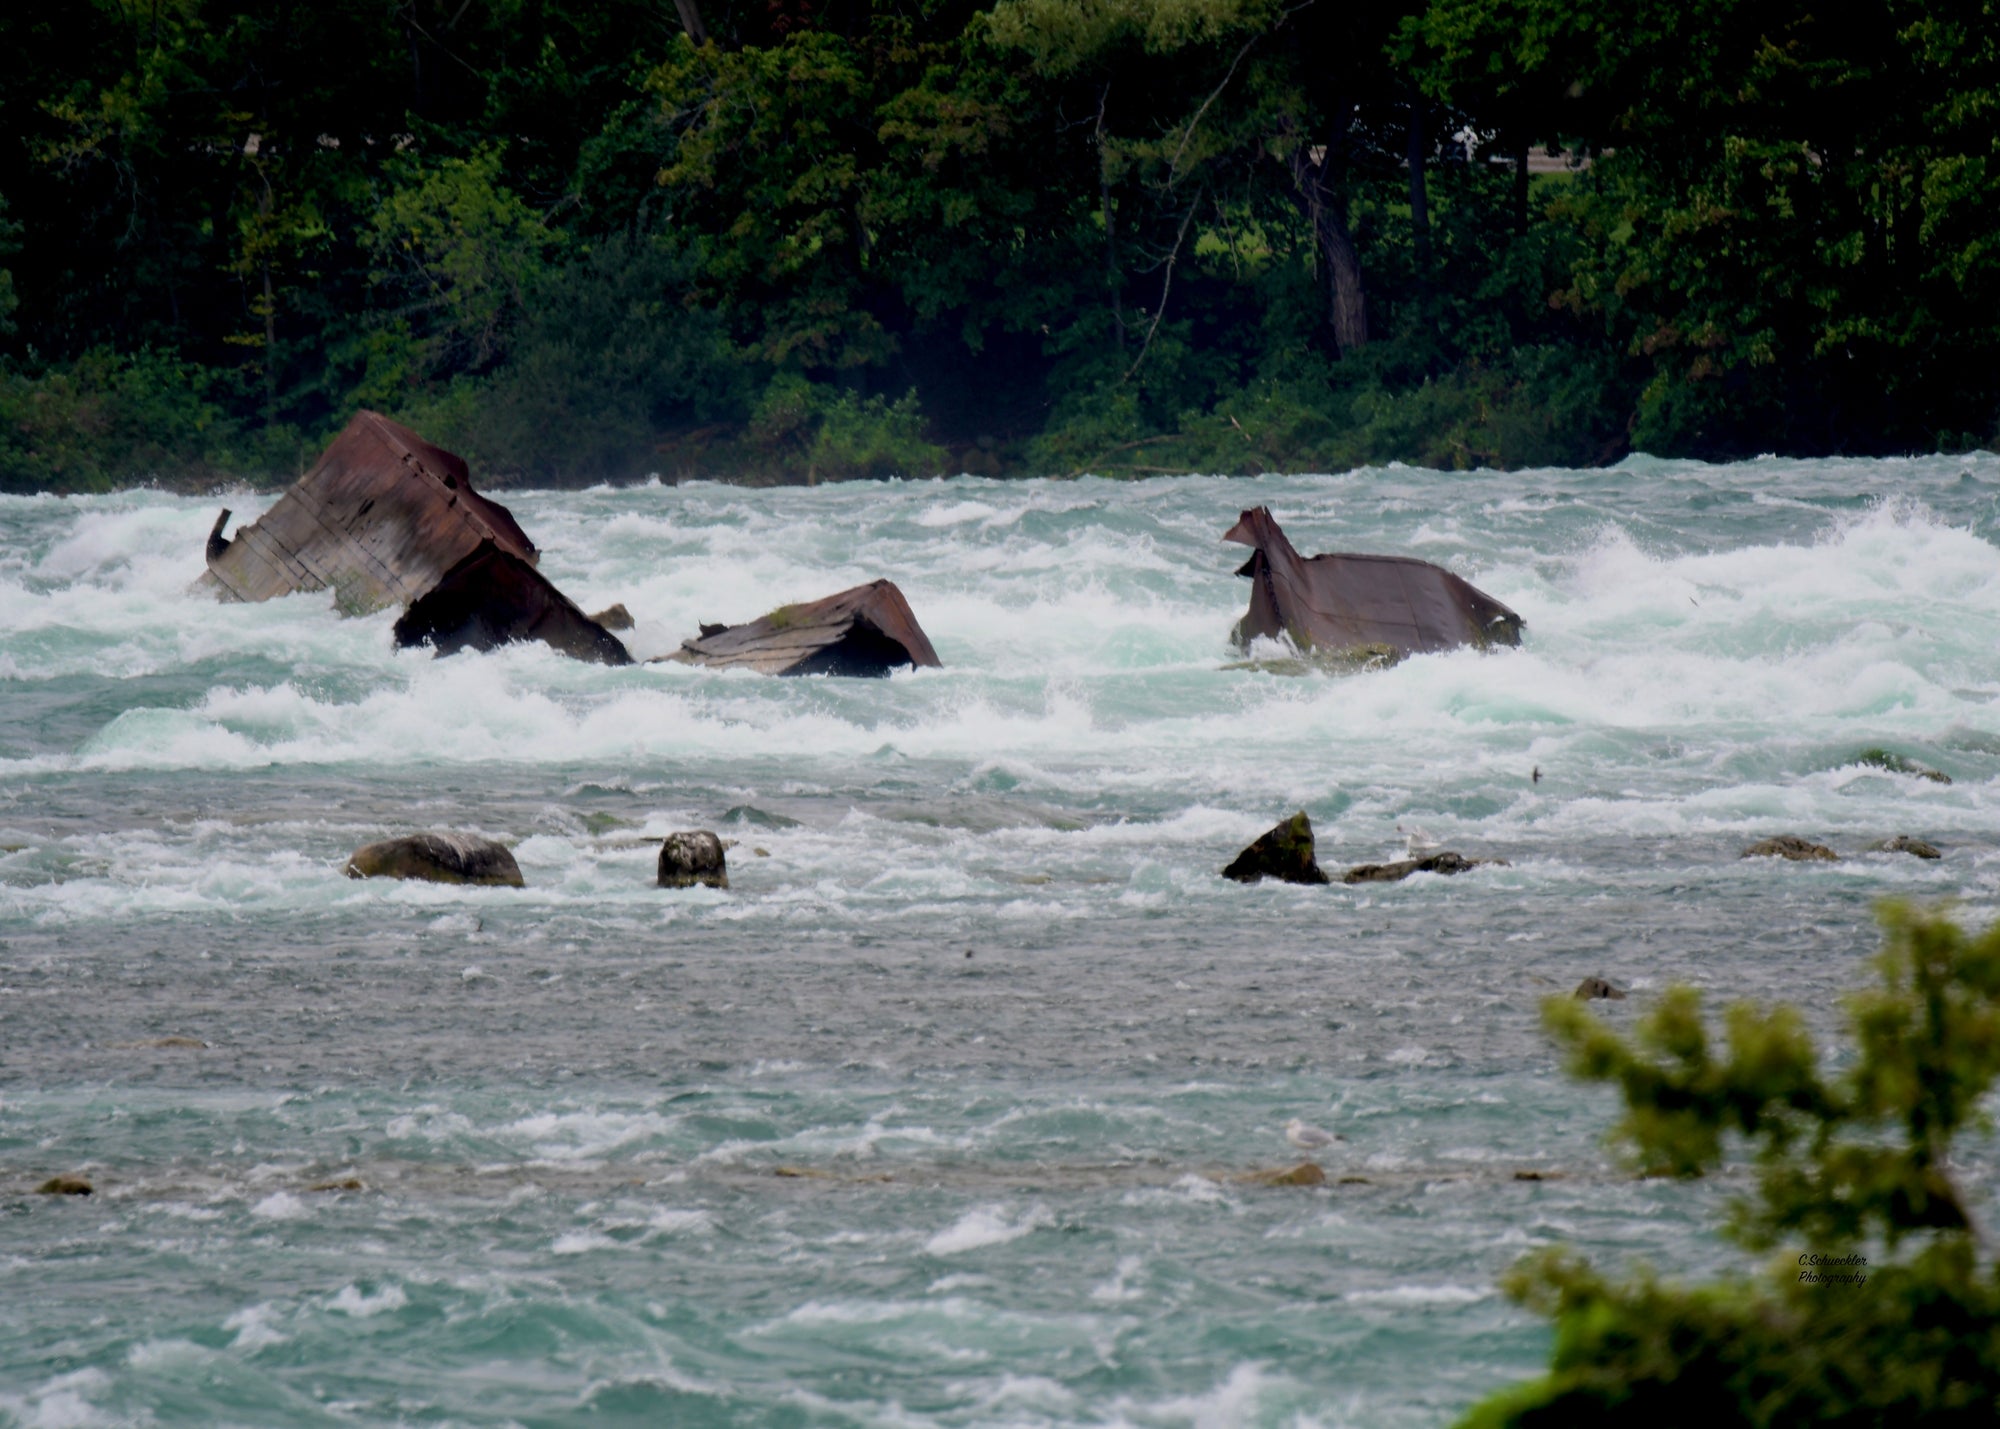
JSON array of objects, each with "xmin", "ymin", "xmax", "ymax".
[
  {"xmin": 197, "ymin": 410, "xmax": 630, "ymax": 664},
  {"xmin": 660, "ymin": 580, "xmax": 942, "ymax": 677},
  {"xmin": 1224, "ymin": 506, "xmax": 1522, "ymax": 657}
]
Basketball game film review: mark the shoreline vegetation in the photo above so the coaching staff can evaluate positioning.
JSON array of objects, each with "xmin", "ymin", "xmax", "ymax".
[{"xmin": 5, "ymin": 0, "xmax": 2000, "ymax": 494}]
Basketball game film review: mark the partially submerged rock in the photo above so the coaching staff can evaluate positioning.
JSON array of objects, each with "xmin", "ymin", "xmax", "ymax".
[
  {"xmin": 1341, "ymin": 851, "xmax": 1509, "ymax": 884},
  {"xmin": 1869, "ymin": 835, "xmax": 1943, "ymax": 860},
  {"xmin": 659, "ymin": 830, "xmax": 729, "ymax": 889},
  {"xmin": 1854, "ymin": 748, "xmax": 1951, "ymax": 784},
  {"xmin": 345, "ymin": 832, "xmax": 525, "ymax": 887},
  {"xmin": 198, "ymin": 410, "xmax": 630, "ymax": 665},
  {"xmin": 1224, "ymin": 506, "xmax": 1523, "ymax": 657},
  {"xmin": 658, "ymin": 580, "xmax": 941, "ymax": 677},
  {"xmin": 1742, "ymin": 836, "xmax": 1839, "ymax": 863},
  {"xmin": 1574, "ymin": 976, "xmax": 1627, "ymax": 1001},
  {"xmin": 1222, "ymin": 811, "xmax": 1330, "ymax": 885},
  {"xmin": 1235, "ymin": 1162, "xmax": 1328, "ymax": 1187}
]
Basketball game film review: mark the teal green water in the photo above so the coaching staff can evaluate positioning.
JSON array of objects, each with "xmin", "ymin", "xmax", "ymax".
[{"xmin": 5, "ymin": 457, "xmax": 2000, "ymax": 1424}]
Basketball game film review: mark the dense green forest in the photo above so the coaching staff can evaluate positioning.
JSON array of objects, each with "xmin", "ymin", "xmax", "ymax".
[{"xmin": 3, "ymin": 0, "xmax": 1997, "ymax": 490}]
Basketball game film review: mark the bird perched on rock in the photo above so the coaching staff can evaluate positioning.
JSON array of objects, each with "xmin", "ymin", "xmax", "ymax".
[
  {"xmin": 1284, "ymin": 1118, "xmax": 1339, "ymax": 1150},
  {"xmin": 1396, "ymin": 823, "xmax": 1441, "ymax": 858}
]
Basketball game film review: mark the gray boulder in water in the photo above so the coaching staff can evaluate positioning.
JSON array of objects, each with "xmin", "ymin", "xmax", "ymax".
[
  {"xmin": 345, "ymin": 832, "xmax": 525, "ymax": 886},
  {"xmin": 659, "ymin": 831, "xmax": 729, "ymax": 889}
]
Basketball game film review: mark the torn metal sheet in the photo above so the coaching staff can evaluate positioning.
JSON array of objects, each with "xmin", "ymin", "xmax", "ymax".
[
  {"xmin": 1224, "ymin": 506, "xmax": 1522, "ymax": 657},
  {"xmin": 197, "ymin": 410, "xmax": 630, "ymax": 664},
  {"xmin": 658, "ymin": 580, "xmax": 942, "ymax": 677}
]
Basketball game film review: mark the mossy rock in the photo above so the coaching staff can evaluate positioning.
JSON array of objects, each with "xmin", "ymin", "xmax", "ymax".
[
  {"xmin": 1868, "ymin": 835, "xmax": 1942, "ymax": 859},
  {"xmin": 1222, "ymin": 811, "xmax": 1330, "ymax": 885},
  {"xmin": 1342, "ymin": 851, "xmax": 1509, "ymax": 884},
  {"xmin": 1742, "ymin": 836, "xmax": 1839, "ymax": 863},
  {"xmin": 1854, "ymin": 748, "xmax": 1951, "ymax": 784}
]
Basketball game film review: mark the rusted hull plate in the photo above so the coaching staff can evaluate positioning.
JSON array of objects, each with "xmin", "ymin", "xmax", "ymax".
[
  {"xmin": 394, "ymin": 545, "xmax": 633, "ymax": 665},
  {"xmin": 659, "ymin": 580, "xmax": 941, "ymax": 677},
  {"xmin": 198, "ymin": 410, "xmax": 629, "ymax": 664},
  {"xmin": 1225, "ymin": 507, "xmax": 1522, "ymax": 656}
]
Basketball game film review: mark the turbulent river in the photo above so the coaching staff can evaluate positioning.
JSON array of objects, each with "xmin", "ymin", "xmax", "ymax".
[{"xmin": 5, "ymin": 456, "xmax": 2000, "ymax": 1426}]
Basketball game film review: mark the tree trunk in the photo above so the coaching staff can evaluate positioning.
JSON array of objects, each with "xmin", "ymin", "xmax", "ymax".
[
  {"xmin": 1279, "ymin": 110, "xmax": 1368, "ymax": 356},
  {"xmin": 1096, "ymin": 83, "xmax": 1124, "ymax": 351},
  {"xmin": 1406, "ymin": 98, "xmax": 1432, "ymax": 296},
  {"xmin": 1513, "ymin": 139, "xmax": 1530, "ymax": 232},
  {"xmin": 672, "ymin": 0, "xmax": 709, "ymax": 46}
]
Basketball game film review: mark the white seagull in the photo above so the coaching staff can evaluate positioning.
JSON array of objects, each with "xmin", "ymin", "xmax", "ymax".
[
  {"xmin": 1396, "ymin": 823, "xmax": 1442, "ymax": 858},
  {"xmin": 1284, "ymin": 1118, "xmax": 1339, "ymax": 1151}
]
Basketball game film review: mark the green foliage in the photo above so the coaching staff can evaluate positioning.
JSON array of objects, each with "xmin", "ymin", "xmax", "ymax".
[
  {"xmin": 1, "ymin": 0, "xmax": 1996, "ymax": 488},
  {"xmin": 1462, "ymin": 902, "xmax": 2000, "ymax": 1425},
  {"xmin": 0, "ymin": 348, "xmax": 239, "ymax": 493},
  {"xmin": 736, "ymin": 376, "xmax": 945, "ymax": 483}
]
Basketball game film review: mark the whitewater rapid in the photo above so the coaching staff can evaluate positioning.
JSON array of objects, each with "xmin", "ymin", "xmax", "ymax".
[{"xmin": 4, "ymin": 455, "xmax": 1998, "ymax": 1425}]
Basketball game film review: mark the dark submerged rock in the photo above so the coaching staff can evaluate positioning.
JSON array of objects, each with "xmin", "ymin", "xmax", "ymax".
[
  {"xmin": 1574, "ymin": 976, "xmax": 1627, "ymax": 1001},
  {"xmin": 1854, "ymin": 748, "xmax": 1951, "ymax": 784},
  {"xmin": 1742, "ymin": 836, "xmax": 1839, "ymax": 863},
  {"xmin": 345, "ymin": 832, "xmax": 525, "ymax": 887},
  {"xmin": 1222, "ymin": 812, "xmax": 1330, "ymax": 885},
  {"xmin": 1869, "ymin": 835, "xmax": 1943, "ymax": 859},
  {"xmin": 1341, "ymin": 851, "xmax": 1509, "ymax": 884},
  {"xmin": 1236, "ymin": 1163, "xmax": 1328, "ymax": 1187},
  {"xmin": 658, "ymin": 830, "xmax": 729, "ymax": 889}
]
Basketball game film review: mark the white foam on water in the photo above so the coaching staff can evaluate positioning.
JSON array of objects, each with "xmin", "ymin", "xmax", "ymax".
[
  {"xmin": 923, "ymin": 1203, "xmax": 1055, "ymax": 1256},
  {"xmin": 248, "ymin": 1191, "xmax": 309, "ymax": 1221},
  {"xmin": 551, "ymin": 1230, "xmax": 618, "ymax": 1255},
  {"xmin": 326, "ymin": 1282, "xmax": 409, "ymax": 1318},
  {"xmin": 0, "ymin": 1368, "xmax": 118, "ymax": 1429},
  {"xmin": 1344, "ymin": 1284, "xmax": 1491, "ymax": 1307},
  {"xmin": 223, "ymin": 1302, "xmax": 291, "ymax": 1351},
  {"xmin": 1100, "ymin": 1361, "xmax": 1290, "ymax": 1429}
]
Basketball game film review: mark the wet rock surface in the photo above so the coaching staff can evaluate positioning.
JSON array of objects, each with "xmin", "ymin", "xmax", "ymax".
[
  {"xmin": 344, "ymin": 833, "xmax": 525, "ymax": 887},
  {"xmin": 1868, "ymin": 835, "xmax": 1943, "ymax": 859},
  {"xmin": 1742, "ymin": 836, "xmax": 1839, "ymax": 863},
  {"xmin": 659, "ymin": 831, "xmax": 730, "ymax": 889},
  {"xmin": 1341, "ymin": 851, "xmax": 1509, "ymax": 884},
  {"xmin": 1221, "ymin": 812, "xmax": 1330, "ymax": 885}
]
